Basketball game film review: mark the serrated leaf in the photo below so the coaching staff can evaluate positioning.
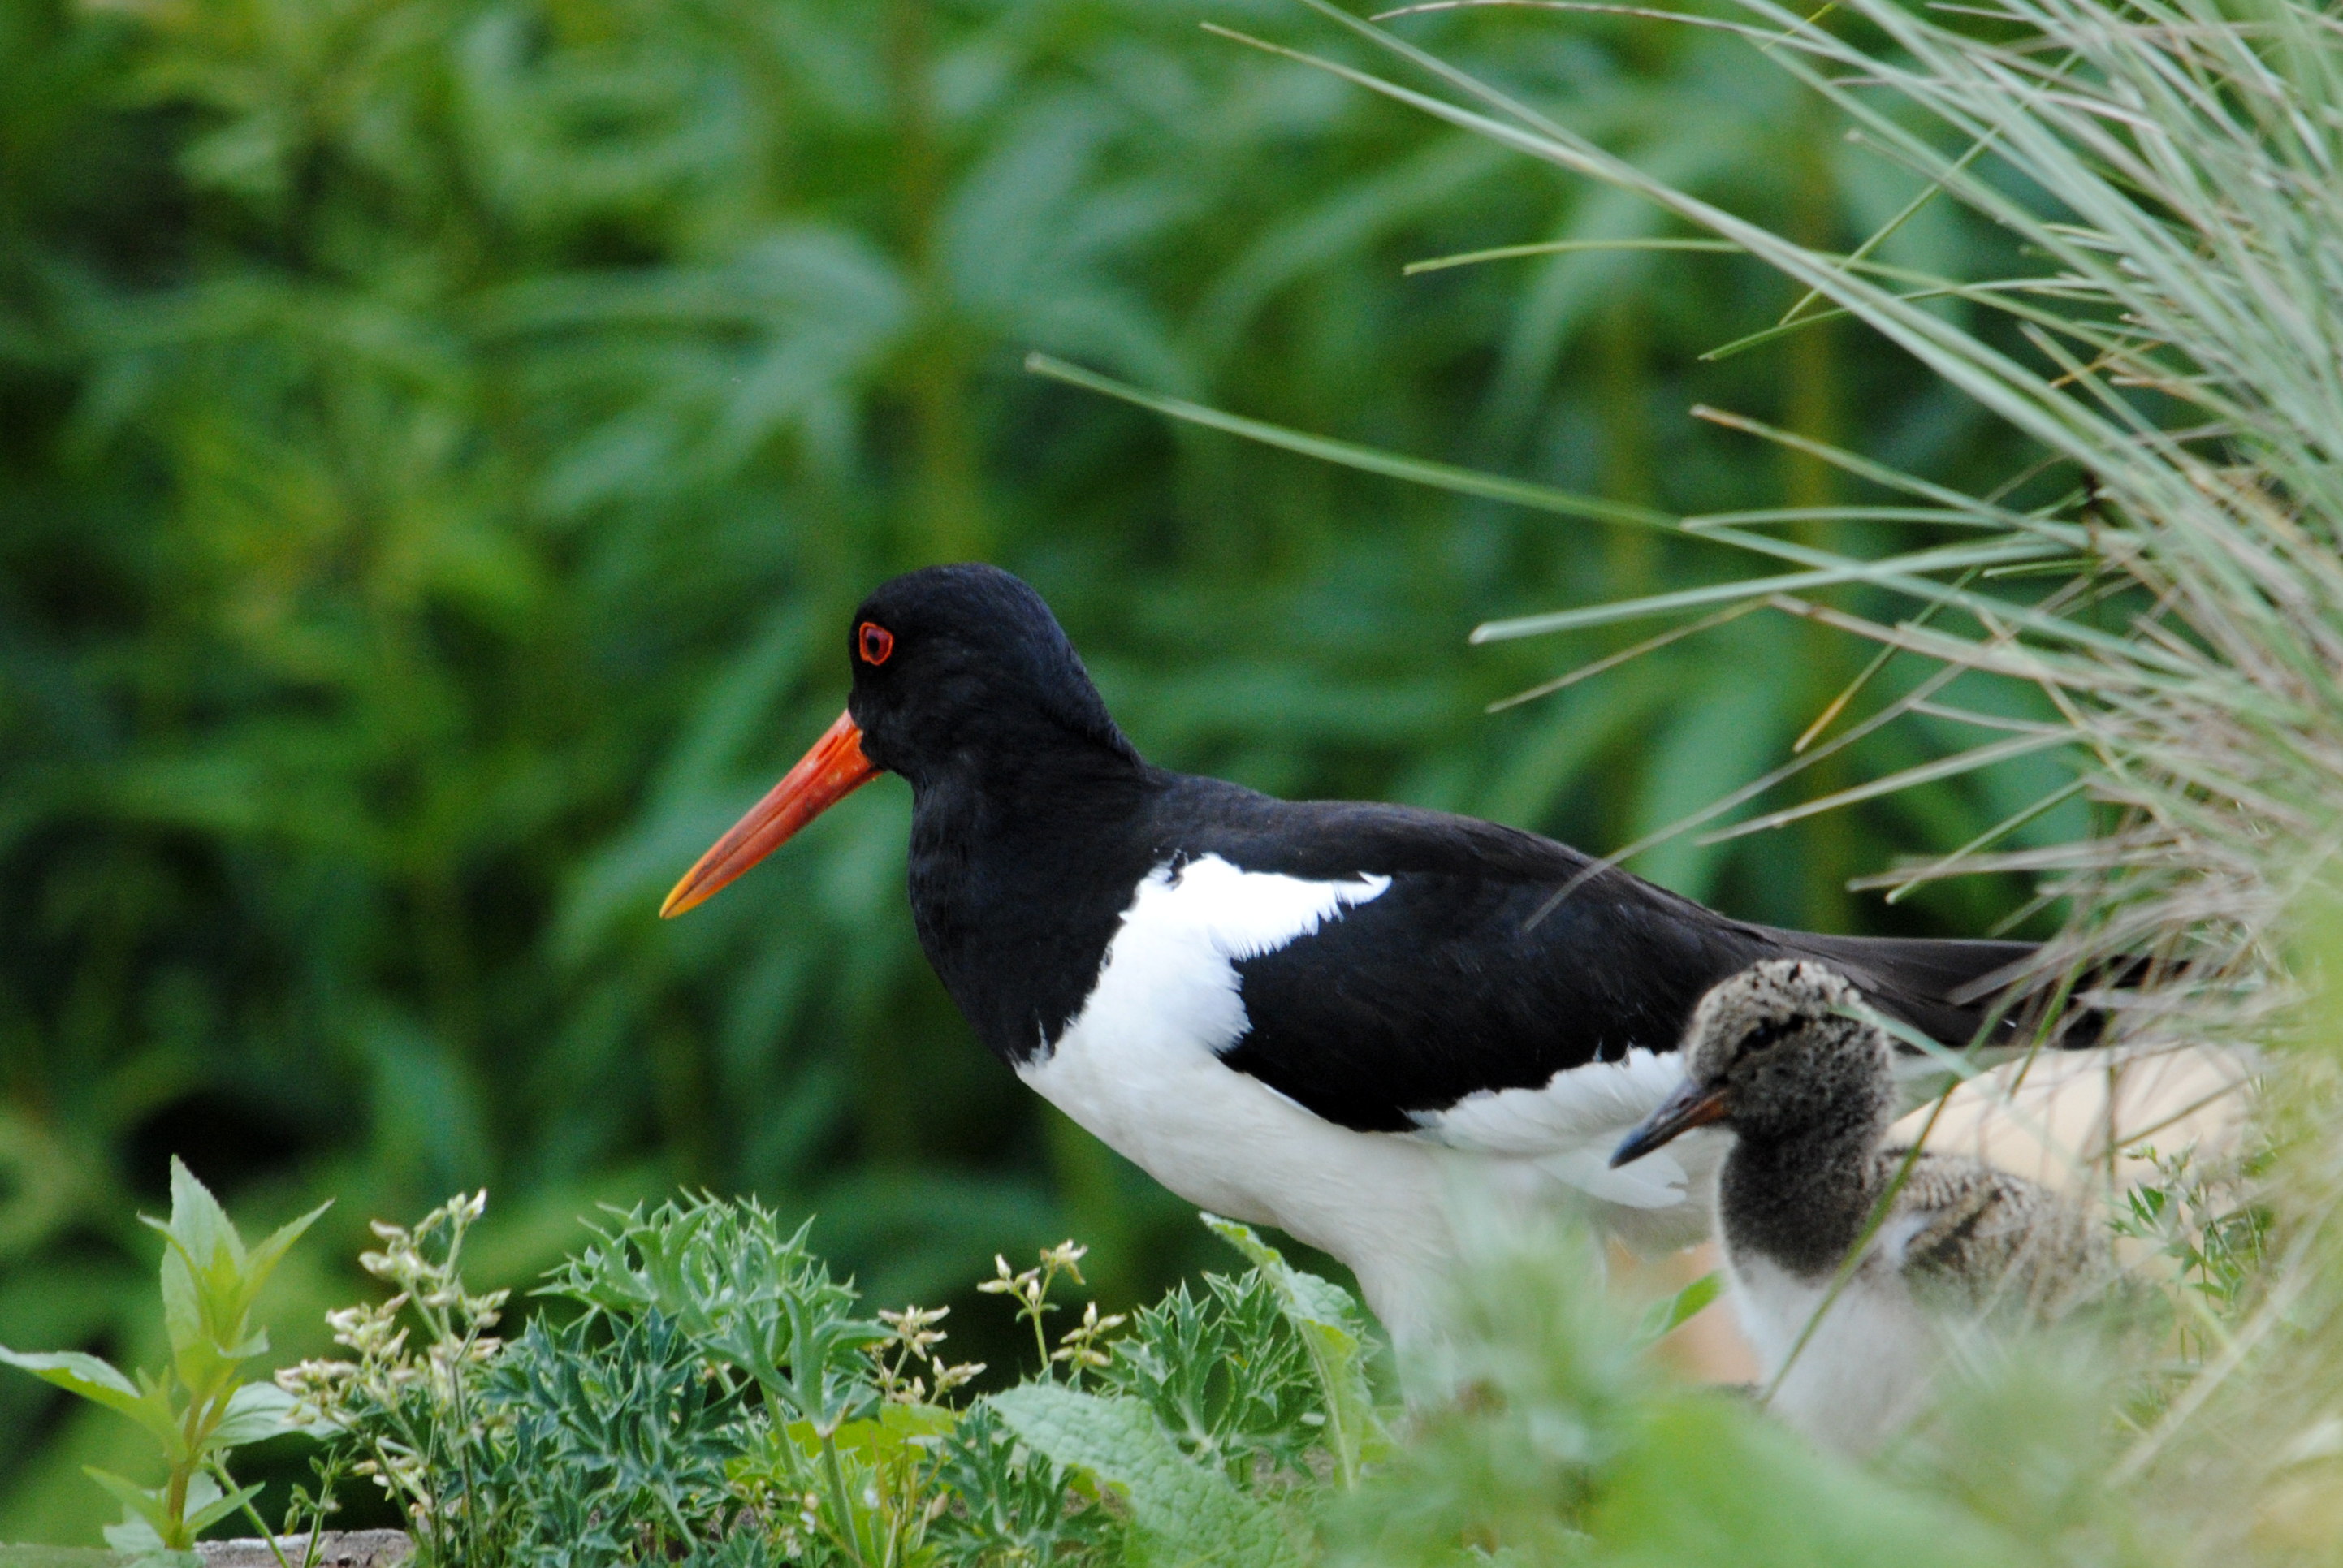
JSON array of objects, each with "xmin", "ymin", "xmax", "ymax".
[
  {"xmin": 1201, "ymin": 1214, "xmax": 1385, "ymax": 1487},
  {"xmin": 988, "ymin": 1384, "xmax": 1299, "ymax": 1568},
  {"xmin": 145, "ymin": 1160, "xmax": 286, "ymax": 1388}
]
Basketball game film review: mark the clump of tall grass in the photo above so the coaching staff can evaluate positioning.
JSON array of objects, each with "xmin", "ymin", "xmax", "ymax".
[{"xmin": 1042, "ymin": 0, "xmax": 2343, "ymax": 1554}]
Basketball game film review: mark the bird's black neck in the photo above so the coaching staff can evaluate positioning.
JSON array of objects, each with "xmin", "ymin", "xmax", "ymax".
[
  {"xmin": 903, "ymin": 734, "xmax": 1163, "ymax": 1069},
  {"xmin": 1718, "ymin": 1111, "xmax": 1890, "ymax": 1280}
]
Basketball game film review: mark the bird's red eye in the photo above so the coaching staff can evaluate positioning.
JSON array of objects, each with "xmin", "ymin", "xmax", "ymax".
[{"xmin": 858, "ymin": 621, "xmax": 894, "ymax": 665}]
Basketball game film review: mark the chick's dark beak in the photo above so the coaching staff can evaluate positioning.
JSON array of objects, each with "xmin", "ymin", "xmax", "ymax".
[
  {"xmin": 1610, "ymin": 1076, "xmax": 1730, "ymax": 1168},
  {"xmin": 660, "ymin": 710, "xmax": 880, "ymax": 918}
]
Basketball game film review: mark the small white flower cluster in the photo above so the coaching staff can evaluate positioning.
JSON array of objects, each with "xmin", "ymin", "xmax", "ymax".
[
  {"xmin": 273, "ymin": 1190, "xmax": 507, "ymax": 1516},
  {"xmin": 977, "ymin": 1239, "xmax": 1126, "ymax": 1385},
  {"xmin": 873, "ymin": 1303, "xmax": 986, "ymax": 1406}
]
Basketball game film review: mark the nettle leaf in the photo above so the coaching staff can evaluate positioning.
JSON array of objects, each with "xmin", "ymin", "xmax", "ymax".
[
  {"xmin": 1202, "ymin": 1214, "xmax": 1386, "ymax": 1486},
  {"xmin": 144, "ymin": 1159, "xmax": 322, "ymax": 1395},
  {"xmin": 0, "ymin": 1346, "xmax": 182, "ymax": 1448},
  {"xmin": 989, "ymin": 1384, "xmax": 1301, "ymax": 1568}
]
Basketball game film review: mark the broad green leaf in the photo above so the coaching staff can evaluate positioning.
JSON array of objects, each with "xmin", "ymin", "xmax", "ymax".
[
  {"xmin": 1202, "ymin": 1214, "xmax": 1385, "ymax": 1487},
  {"xmin": 145, "ymin": 1159, "xmax": 280, "ymax": 1385},
  {"xmin": 208, "ymin": 1381, "xmax": 302, "ymax": 1449},
  {"xmin": 0, "ymin": 1348, "xmax": 180, "ymax": 1448},
  {"xmin": 154, "ymin": 1157, "xmax": 244, "ymax": 1276},
  {"xmin": 988, "ymin": 1385, "xmax": 1299, "ymax": 1568},
  {"xmin": 0, "ymin": 1346, "xmax": 139, "ymax": 1407}
]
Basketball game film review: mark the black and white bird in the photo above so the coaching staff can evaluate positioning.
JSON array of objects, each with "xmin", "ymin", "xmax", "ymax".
[
  {"xmin": 664, "ymin": 564, "xmax": 2075, "ymax": 1343},
  {"xmin": 1610, "ymin": 960, "xmax": 2113, "ymax": 1450}
]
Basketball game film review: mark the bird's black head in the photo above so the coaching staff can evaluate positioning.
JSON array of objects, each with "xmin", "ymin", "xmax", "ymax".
[
  {"xmin": 1610, "ymin": 960, "xmax": 1893, "ymax": 1166},
  {"xmin": 846, "ymin": 564, "xmax": 1138, "ymax": 788},
  {"xmin": 660, "ymin": 564, "xmax": 1139, "ymax": 917}
]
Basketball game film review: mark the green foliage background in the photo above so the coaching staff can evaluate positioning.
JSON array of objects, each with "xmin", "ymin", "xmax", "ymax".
[{"xmin": 0, "ymin": 0, "xmax": 2081, "ymax": 1540}]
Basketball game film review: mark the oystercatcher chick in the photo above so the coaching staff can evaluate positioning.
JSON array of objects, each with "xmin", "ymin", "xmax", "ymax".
[
  {"xmin": 664, "ymin": 564, "xmax": 2081, "ymax": 1345},
  {"xmin": 1610, "ymin": 960, "xmax": 2112, "ymax": 1451}
]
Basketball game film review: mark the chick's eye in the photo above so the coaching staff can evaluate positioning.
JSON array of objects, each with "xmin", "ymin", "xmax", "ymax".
[
  {"xmin": 1738, "ymin": 1018, "xmax": 1793, "ymax": 1055},
  {"xmin": 859, "ymin": 622, "xmax": 894, "ymax": 665}
]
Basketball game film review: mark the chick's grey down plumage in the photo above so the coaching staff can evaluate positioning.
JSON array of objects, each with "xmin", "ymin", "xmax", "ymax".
[{"xmin": 1628, "ymin": 959, "xmax": 2112, "ymax": 1451}]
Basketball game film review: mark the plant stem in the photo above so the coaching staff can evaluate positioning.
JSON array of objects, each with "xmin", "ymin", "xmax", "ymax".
[
  {"xmin": 216, "ymin": 1459, "xmax": 294, "ymax": 1568},
  {"xmin": 819, "ymin": 1432, "xmax": 869, "ymax": 1568}
]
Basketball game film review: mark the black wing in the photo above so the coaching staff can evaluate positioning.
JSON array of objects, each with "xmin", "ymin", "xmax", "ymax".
[{"xmin": 1157, "ymin": 783, "xmax": 2037, "ymax": 1134}]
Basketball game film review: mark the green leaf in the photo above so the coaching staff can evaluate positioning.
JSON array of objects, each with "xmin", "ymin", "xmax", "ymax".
[
  {"xmin": 83, "ymin": 1469, "xmax": 176, "ymax": 1544},
  {"xmin": 988, "ymin": 1385, "xmax": 1300, "ymax": 1568},
  {"xmin": 143, "ymin": 1159, "xmax": 283, "ymax": 1390},
  {"xmin": 183, "ymin": 1478, "xmax": 263, "ymax": 1536},
  {"xmin": 156, "ymin": 1156, "xmax": 245, "ymax": 1277},
  {"xmin": 0, "ymin": 1347, "xmax": 181, "ymax": 1448},
  {"xmin": 1636, "ymin": 1271, "xmax": 1727, "ymax": 1346},
  {"xmin": 99, "ymin": 1511, "xmax": 190, "ymax": 1564},
  {"xmin": 239, "ymin": 1198, "xmax": 332, "ymax": 1304},
  {"xmin": 1201, "ymin": 1214, "xmax": 1385, "ymax": 1488},
  {"xmin": 208, "ymin": 1381, "xmax": 301, "ymax": 1450},
  {"xmin": 0, "ymin": 1346, "xmax": 139, "ymax": 1407}
]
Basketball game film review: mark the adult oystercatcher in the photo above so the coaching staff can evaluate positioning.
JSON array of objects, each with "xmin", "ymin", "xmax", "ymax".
[
  {"xmin": 1610, "ymin": 961, "xmax": 2111, "ymax": 1449},
  {"xmin": 663, "ymin": 564, "xmax": 2065, "ymax": 1341}
]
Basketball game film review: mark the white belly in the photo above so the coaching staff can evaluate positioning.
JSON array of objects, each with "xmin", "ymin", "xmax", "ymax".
[
  {"xmin": 1729, "ymin": 1253, "xmax": 1942, "ymax": 1453},
  {"xmin": 1021, "ymin": 1020, "xmax": 1461, "ymax": 1341}
]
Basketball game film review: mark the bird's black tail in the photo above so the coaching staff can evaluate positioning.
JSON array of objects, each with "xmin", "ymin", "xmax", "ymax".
[{"xmin": 1773, "ymin": 931, "xmax": 2136, "ymax": 1051}]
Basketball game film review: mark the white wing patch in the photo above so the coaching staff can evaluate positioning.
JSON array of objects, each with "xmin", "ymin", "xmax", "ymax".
[
  {"xmin": 1042, "ymin": 853, "xmax": 1391, "ymax": 1059},
  {"xmin": 1411, "ymin": 1048, "xmax": 1711, "ymax": 1210}
]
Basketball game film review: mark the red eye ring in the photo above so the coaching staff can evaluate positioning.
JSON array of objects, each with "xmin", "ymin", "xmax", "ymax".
[{"xmin": 858, "ymin": 621, "xmax": 894, "ymax": 666}]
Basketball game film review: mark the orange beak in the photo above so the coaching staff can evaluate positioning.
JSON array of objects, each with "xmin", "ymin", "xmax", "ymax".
[{"xmin": 659, "ymin": 710, "xmax": 881, "ymax": 918}]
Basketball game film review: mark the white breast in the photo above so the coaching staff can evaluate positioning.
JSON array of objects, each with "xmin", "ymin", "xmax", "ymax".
[
  {"xmin": 1730, "ymin": 1252, "xmax": 1943, "ymax": 1453},
  {"xmin": 1018, "ymin": 854, "xmax": 1463, "ymax": 1339}
]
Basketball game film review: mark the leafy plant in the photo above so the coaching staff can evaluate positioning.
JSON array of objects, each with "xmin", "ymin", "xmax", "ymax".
[
  {"xmin": 2113, "ymin": 1144, "xmax": 2275, "ymax": 1363},
  {"xmin": 282, "ymin": 1188, "xmax": 1415, "ymax": 1567},
  {"xmin": 0, "ymin": 1157, "xmax": 326, "ymax": 1557},
  {"xmin": 926, "ymin": 1402, "xmax": 1121, "ymax": 1568},
  {"xmin": 275, "ymin": 1191, "xmax": 509, "ymax": 1568},
  {"xmin": 484, "ymin": 1310, "xmax": 744, "ymax": 1565},
  {"xmin": 1095, "ymin": 1270, "xmax": 1318, "ymax": 1486}
]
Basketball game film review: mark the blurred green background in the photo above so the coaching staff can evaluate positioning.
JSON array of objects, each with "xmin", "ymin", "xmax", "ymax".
[{"xmin": 0, "ymin": 0, "xmax": 2081, "ymax": 1541}]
